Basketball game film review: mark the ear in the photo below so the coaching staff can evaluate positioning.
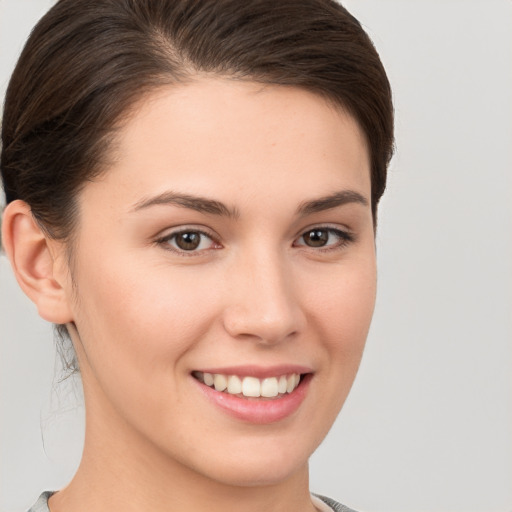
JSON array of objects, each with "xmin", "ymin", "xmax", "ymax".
[{"xmin": 2, "ymin": 200, "xmax": 74, "ymax": 324}]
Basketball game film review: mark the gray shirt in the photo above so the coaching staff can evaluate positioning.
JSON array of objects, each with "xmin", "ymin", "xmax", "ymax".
[{"xmin": 28, "ymin": 491, "xmax": 357, "ymax": 512}]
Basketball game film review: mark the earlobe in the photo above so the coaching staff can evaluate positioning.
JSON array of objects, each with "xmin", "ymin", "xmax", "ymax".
[{"xmin": 2, "ymin": 200, "xmax": 74, "ymax": 324}]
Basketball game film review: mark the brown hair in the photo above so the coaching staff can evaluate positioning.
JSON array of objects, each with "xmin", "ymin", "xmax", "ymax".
[
  {"xmin": 1, "ymin": 0, "xmax": 394, "ymax": 372},
  {"xmin": 1, "ymin": 0, "xmax": 393, "ymax": 242}
]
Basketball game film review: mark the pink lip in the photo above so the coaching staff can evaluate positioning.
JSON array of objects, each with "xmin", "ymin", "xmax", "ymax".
[{"xmin": 193, "ymin": 371, "xmax": 312, "ymax": 425}]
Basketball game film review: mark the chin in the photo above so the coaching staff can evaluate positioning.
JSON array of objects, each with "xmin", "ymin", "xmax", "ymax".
[
  {"xmin": 181, "ymin": 434, "xmax": 316, "ymax": 489},
  {"xmin": 205, "ymin": 457, "xmax": 308, "ymax": 488}
]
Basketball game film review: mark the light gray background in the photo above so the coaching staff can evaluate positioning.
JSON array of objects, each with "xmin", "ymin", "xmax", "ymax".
[{"xmin": 1, "ymin": 1, "xmax": 511, "ymax": 511}]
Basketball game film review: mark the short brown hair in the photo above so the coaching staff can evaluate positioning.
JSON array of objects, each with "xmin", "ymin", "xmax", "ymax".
[{"xmin": 1, "ymin": 0, "xmax": 393, "ymax": 241}]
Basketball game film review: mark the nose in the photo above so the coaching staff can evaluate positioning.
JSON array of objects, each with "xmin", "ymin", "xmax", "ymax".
[{"xmin": 222, "ymin": 250, "xmax": 305, "ymax": 345}]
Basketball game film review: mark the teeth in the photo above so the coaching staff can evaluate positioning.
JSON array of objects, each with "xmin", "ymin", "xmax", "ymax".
[
  {"xmin": 227, "ymin": 375, "xmax": 242, "ymax": 394},
  {"xmin": 286, "ymin": 374, "xmax": 296, "ymax": 393},
  {"xmin": 213, "ymin": 374, "xmax": 227, "ymax": 392},
  {"xmin": 242, "ymin": 376, "xmax": 261, "ymax": 397},
  {"xmin": 261, "ymin": 377, "xmax": 279, "ymax": 397},
  {"xmin": 278, "ymin": 375, "xmax": 287, "ymax": 394},
  {"xmin": 204, "ymin": 372, "xmax": 214, "ymax": 386},
  {"xmin": 196, "ymin": 372, "xmax": 302, "ymax": 398}
]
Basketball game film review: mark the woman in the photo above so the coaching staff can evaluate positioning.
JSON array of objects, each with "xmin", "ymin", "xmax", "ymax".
[{"xmin": 1, "ymin": 1, "xmax": 393, "ymax": 511}]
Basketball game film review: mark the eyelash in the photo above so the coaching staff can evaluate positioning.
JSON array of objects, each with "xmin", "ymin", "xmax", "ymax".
[
  {"xmin": 294, "ymin": 227, "xmax": 354, "ymax": 251},
  {"xmin": 155, "ymin": 228, "xmax": 221, "ymax": 256},
  {"xmin": 155, "ymin": 226, "xmax": 354, "ymax": 256}
]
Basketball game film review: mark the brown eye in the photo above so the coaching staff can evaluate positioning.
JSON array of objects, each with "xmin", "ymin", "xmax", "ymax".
[
  {"xmin": 302, "ymin": 229, "xmax": 329, "ymax": 247},
  {"xmin": 295, "ymin": 227, "xmax": 353, "ymax": 250},
  {"xmin": 158, "ymin": 229, "xmax": 218, "ymax": 254},
  {"xmin": 175, "ymin": 232, "xmax": 202, "ymax": 250}
]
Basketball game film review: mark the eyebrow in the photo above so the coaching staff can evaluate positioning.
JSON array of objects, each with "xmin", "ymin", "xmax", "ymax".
[
  {"xmin": 131, "ymin": 189, "xmax": 368, "ymax": 218},
  {"xmin": 296, "ymin": 190, "xmax": 369, "ymax": 216},
  {"xmin": 130, "ymin": 191, "xmax": 240, "ymax": 218}
]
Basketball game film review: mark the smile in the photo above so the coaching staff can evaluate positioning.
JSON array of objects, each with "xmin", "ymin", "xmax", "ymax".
[
  {"xmin": 193, "ymin": 371, "xmax": 301, "ymax": 399},
  {"xmin": 192, "ymin": 366, "xmax": 312, "ymax": 423}
]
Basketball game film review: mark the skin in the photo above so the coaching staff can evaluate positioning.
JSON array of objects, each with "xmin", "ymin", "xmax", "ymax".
[{"xmin": 3, "ymin": 79, "xmax": 376, "ymax": 512}]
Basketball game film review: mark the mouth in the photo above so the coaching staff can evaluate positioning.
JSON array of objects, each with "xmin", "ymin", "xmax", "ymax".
[
  {"xmin": 192, "ymin": 371, "xmax": 302, "ymax": 400},
  {"xmin": 191, "ymin": 367, "xmax": 312, "ymax": 424}
]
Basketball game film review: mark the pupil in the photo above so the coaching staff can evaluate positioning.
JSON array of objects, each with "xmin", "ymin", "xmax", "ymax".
[
  {"xmin": 305, "ymin": 229, "xmax": 328, "ymax": 247},
  {"xmin": 176, "ymin": 232, "xmax": 200, "ymax": 250}
]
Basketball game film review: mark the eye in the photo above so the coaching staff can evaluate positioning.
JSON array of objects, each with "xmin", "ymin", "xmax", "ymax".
[
  {"xmin": 157, "ymin": 229, "xmax": 220, "ymax": 254},
  {"xmin": 294, "ymin": 227, "xmax": 353, "ymax": 249}
]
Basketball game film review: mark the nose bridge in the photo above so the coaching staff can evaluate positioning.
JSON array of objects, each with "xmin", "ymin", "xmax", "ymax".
[{"xmin": 223, "ymin": 246, "xmax": 303, "ymax": 344}]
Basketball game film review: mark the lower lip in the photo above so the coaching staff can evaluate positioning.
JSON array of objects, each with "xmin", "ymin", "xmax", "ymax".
[{"xmin": 194, "ymin": 374, "xmax": 312, "ymax": 424}]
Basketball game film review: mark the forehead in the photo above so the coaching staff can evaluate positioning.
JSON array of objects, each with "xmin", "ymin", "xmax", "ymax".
[{"xmin": 86, "ymin": 79, "xmax": 371, "ymax": 214}]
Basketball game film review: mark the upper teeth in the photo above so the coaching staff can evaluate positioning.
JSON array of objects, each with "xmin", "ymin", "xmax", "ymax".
[{"xmin": 195, "ymin": 372, "xmax": 301, "ymax": 398}]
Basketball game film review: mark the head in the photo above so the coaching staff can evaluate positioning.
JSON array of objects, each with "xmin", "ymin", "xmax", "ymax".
[
  {"xmin": 2, "ymin": 0, "xmax": 392, "ymax": 239},
  {"xmin": 1, "ymin": 0, "xmax": 393, "ymax": 492}
]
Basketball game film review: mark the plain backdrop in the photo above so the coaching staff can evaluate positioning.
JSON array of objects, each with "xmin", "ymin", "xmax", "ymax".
[{"xmin": 1, "ymin": 1, "xmax": 511, "ymax": 511}]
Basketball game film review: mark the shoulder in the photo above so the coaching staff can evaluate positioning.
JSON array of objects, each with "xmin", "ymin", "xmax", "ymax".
[
  {"xmin": 27, "ymin": 492, "xmax": 54, "ymax": 512},
  {"xmin": 313, "ymin": 493, "xmax": 359, "ymax": 512}
]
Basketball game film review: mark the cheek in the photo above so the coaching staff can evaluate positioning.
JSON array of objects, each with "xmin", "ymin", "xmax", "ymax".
[
  {"xmin": 307, "ymin": 259, "xmax": 376, "ymax": 346},
  {"xmin": 292, "ymin": 259, "xmax": 376, "ymax": 451},
  {"xmin": 68, "ymin": 257, "xmax": 223, "ymax": 434},
  {"xmin": 69, "ymin": 250, "xmax": 221, "ymax": 376},
  {"xmin": 304, "ymin": 254, "xmax": 376, "ymax": 412}
]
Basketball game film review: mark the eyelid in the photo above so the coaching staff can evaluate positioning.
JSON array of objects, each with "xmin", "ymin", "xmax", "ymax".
[
  {"xmin": 293, "ymin": 224, "xmax": 355, "ymax": 249},
  {"xmin": 294, "ymin": 222, "xmax": 353, "ymax": 238}
]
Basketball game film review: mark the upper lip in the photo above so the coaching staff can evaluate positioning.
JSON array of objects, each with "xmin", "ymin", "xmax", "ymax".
[{"xmin": 192, "ymin": 365, "xmax": 313, "ymax": 379}]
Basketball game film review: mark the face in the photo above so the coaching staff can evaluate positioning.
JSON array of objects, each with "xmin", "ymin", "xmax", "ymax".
[{"xmin": 62, "ymin": 79, "xmax": 376, "ymax": 488}]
